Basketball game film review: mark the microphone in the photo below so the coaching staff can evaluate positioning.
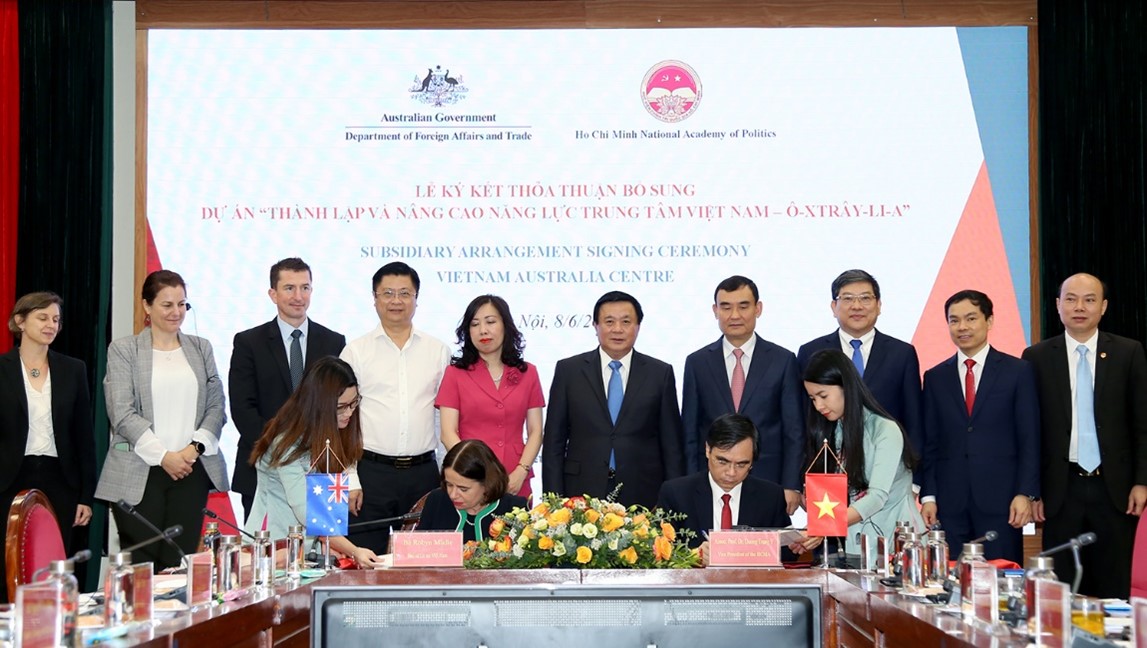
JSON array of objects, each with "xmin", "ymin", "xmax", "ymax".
[
  {"xmin": 1039, "ymin": 532, "xmax": 1097, "ymax": 557},
  {"xmin": 968, "ymin": 530, "xmax": 998, "ymax": 544},
  {"xmin": 116, "ymin": 500, "xmax": 187, "ymax": 563},
  {"xmin": 122, "ymin": 525, "xmax": 183, "ymax": 553},
  {"xmin": 31, "ymin": 549, "xmax": 94, "ymax": 581},
  {"xmin": 347, "ymin": 510, "xmax": 422, "ymax": 530},
  {"xmin": 202, "ymin": 508, "xmax": 257, "ymax": 540}
]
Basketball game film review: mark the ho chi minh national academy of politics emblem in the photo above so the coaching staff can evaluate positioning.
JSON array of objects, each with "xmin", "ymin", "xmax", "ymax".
[{"xmin": 641, "ymin": 60, "xmax": 702, "ymax": 123}]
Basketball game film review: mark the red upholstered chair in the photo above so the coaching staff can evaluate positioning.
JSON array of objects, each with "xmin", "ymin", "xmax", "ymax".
[
  {"xmin": 201, "ymin": 491, "xmax": 240, "ymax": 541},
  {"xmin": 1130, "ymin": 507, "xmax": 1147, "ymax": 599},
  {"xmin": 5, "ymin": 489, "xmax": 67, "ymax": 596},
  {"xmin": 385, "ymin": 491, "xmax": 432, "ymax": 554}
]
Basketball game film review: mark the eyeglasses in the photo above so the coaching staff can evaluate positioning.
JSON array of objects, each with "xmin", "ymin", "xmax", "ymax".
[
  {"xmin": 835, "ymin": 293, "xmax": 876, "ymax": 307},
  {"xmin": 336, "ymin": 396, "xmax": 362, "ymax": 414},
  {"xmin": 375, "ymin": 289, "xmax": 416, "ymax": 301}
]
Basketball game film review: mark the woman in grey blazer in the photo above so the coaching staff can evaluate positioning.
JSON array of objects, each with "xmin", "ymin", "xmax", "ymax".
[{"xmin": 94, "ymin": 270, "xmax": 229, "ymax": 569}]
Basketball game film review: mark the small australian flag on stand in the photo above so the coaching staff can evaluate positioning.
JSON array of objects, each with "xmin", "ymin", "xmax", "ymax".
[{"xmin": 306, "ymin": 473, "xmax": 350, "ymax": 535}]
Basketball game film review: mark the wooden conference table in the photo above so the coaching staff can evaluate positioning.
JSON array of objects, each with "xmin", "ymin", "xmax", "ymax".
[{"xmin": 109, "ymin": 566, "xmax": 1028, "ymax": 648}]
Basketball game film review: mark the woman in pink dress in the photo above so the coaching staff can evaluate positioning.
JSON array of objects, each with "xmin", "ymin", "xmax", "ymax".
[{"xmin": 436, "ymin": 295, "xmax": 544, "ymax": 498}]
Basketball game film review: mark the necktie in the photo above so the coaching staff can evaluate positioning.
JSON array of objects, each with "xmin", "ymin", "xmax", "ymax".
[
  {"xmin": 289, "ymin": 329, "xmax": 304, "ymax": 389},
  {"xmin": 964, "ymin": 358, "xmax": 976, "ymax": 415},
  {"xmin": 1076, "ymin": 347, "xmax": 1101, "ymax": 472},
  {"xmin": 731, "ymin": 348, "xmax": 746, "ymax": 411},
  {"xmin": 607, "ymin": 360, "xmax": 623, "ymax": 470},
  {"xmin": 850, "ymin": 339, "xmax": 864, "ymax": 377},
  {"xmin": 720, "ymin": 493, "xmax": 733, "ymax": 530}
]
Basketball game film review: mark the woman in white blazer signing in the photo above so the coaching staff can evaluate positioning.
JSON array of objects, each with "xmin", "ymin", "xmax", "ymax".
[{"xmin": 95, "ymin": 270, "xmax": 229, "ymax": 570}]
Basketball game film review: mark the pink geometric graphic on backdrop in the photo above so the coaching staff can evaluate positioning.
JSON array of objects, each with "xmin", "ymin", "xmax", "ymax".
[{"xmin": 911, "ymin": 161, "xmax": 1027, "ymax": 373}]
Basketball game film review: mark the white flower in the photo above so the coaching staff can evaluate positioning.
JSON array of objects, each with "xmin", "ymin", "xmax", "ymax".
[
  {"xmin": 570, "ymin": 522, "xmax": 583, "ymax": 536},
  {"xmin": 532, "ymin": 519, "xmax": 548, "ymax": 531},
  {"xmin": 591, "ymin": 538, "xmax": 602, "ymax": 550},
  {"xmin": 553, "ymin": 541, "xmax": 567, "ymax": 557},
  {"xmin": 512, "ymin": 544, "xmax": 525, "ymax": 558},
  {"xmin": 581, "ymin": 523, "xmax": 598, "ymax": 539},
  {"xmin": 608, "ymin": 537, "xmax": 619, "ymax": 551}
]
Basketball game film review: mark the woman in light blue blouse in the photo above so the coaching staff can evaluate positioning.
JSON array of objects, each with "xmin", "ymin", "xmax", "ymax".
[{"xmin": 796, "ymin": 349, "xmax": 923, "ymax": 564}]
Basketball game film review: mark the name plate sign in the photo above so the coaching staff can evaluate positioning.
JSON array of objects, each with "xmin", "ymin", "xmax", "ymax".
[
  {"xmin": 392, "ymin": 531, "xmax": 463, "ymax": 568},
  {"xmin": 707, "ymin": 530, "xmax": 781, "ymax": 567},
  {"xmin": 1031, "ymin": 579, "xmax": 1070, "ymax": 647},
  {"xmin": 186, "ymin": 551, "xmax": 214, "ymax": 607},
  {"xmin": 132, "ymin": 563, "xmax": 154, "ymax": 622}
]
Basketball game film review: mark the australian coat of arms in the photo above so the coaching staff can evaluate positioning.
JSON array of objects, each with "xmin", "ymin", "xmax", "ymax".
[{"xmin": 410, "ymin": 65, "xmax": 468, "ymax": 107}]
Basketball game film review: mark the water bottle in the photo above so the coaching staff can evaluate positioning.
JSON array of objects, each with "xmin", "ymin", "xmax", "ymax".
[
  {"xmin": 103, "ymin": 552, "xmax": 135, "ymax": 627},
  {"xmin": 253, "ymin": 530, "xmax": 274, "ymax": 589},
  {"xmin": 958, "ymin": 542, "xmax": 986, "ymax": 622},
  {"xmin": 45, "ymin": 559, "xmax": 79, "ymax": 647},
  {"xmin": 1024, "ymin": 556, "xmax": 1057, "ymax": 633},
  {"xmin": 900, "ymin": 532, "xmax": 926, "ymax": 592},
  {"xmin": 286, "ymin": 525, "xmax": 305, "ymax": 579},
  {"xmin": 926, "ymin": 530, "xmax": 950, "ymax": 587},
  {"xmin": 214, "ymin": 535, "xmax": 242, "ymax": 597}
]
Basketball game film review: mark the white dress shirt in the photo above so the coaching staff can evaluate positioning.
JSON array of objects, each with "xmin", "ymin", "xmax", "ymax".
[
  {"xmin": 1064, "ymin": 331, "xmax": 1099, "ymax": 463},
  {"xmin": 708, "ymin": 472, "xmax": 744, "ymax": 528},
  {"xmin": 134, "ymin": 347, "xmax": 220, "ymax": 466},
  {"xmin": 599, "ymin": 348, "xmax": 634, "ymax": 395},
  {"xmin": 721, "ymin": 335, "xmax": 757, "ymax": 385},
  {"xmin": 341, "ymin": 325, "xmax": 450, "ymax": 458},
  {"xmin": 21, "ymin": 362, "xmax": 57, "ymax": 457},
  {"xmin": 837, "ymin": 328, "xmax": 877, "ymax": 367},
  {"xmin": 276, "ymin": 317, "xmax": 310, "ymax": 358},
  {"xmin": 956, "ymin": 344, "xmax": 991, "ymax": 397}
]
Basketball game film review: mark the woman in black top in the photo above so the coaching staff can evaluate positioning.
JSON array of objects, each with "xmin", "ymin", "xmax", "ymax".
[{"xmin": 418, "ymin": 439, "xmax": 527, "ymax": 543}]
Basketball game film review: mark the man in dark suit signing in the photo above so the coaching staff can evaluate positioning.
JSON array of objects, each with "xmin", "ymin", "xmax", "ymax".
[
  {"xmin": 797, "ymin": 269, "xmax": 923, "ymax": 469},
  {"xmin": 542, "ymin": 291, "xmax": 684, "ymax": 509},
  {"xmin": 1023, "ymin": 273, "xmax": 1147, "ymax": 598},
  {"xmin": 657, "ymin": 413, "xmax": 792, "ymax": 557},
  {"xmin": 681, "ymin": 275, "xmax": 804, "ymax": 514},
  {"xmin": 229, "ymin": 257, "xmax": 347, "ymax": 520},
  {"xmin": 920, "ymin": 290, "xmax": 1040, "ymax": 564}
]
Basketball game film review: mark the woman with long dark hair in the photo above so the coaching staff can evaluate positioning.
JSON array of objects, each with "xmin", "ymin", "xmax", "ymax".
[
  {"xmin": 436, "ymin": 295, "xmax": 544, "ymax": 497},
  {"xmin": 246, "ymin": 356, "xmax": 379, "ymax": 568},
  {"xmin": 796, "ymin": 349, "xmax": 922, "ymax": 562}
]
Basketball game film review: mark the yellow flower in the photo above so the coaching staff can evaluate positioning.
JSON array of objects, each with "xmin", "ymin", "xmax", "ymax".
[
  {"xmin": 632, "ymin": 513, "xmax": 648, "ymax": 526},
  {"xmin": 653, "ymin": 535, "xmax": 673, "ymax": 561},
  {"xmin": 660, "ymin": 522, "xmax": 676, "ymax": 542},
  {"xmin": 538, "ymin": 535, "xmax": 554, "ymax": 551},
  {"xmin": 530, "ymin": 502, "xmax": 550, "ymax": 517},
  {"xmin": 547, "ymin": 508, "xmax": 572, "ymax": 526},
  {"xmin": 601, "ymin": 513, "xmax": 624, "ymax": 532},
  {"xmin": 634, "ymin": 524, "xmax": 650, "ymax": 539},
  {"xmin": 496, "ymin": 536, "xmax": 513, "ymax": 553},
  {"xmin": 584, "ymin": 509, "xmax": 601, "ymax": 523},
  {"xmin": 618, "ymin": 546, "xmax": 638, "ymax": 564},
  {"xmin": 576, "ymin": 546, "xmax": 593, "ymax": 564},
  {"xmin": 488, "ymin": 518, "xmax": 505, "ymax": 538},
  {"xmin": 524, "ymin": 526, "xmax": 537, "ymax": 539}
]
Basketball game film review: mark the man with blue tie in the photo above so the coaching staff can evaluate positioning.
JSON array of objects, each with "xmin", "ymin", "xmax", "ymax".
[
  {"xmin": 542, "ymin": 291, "xmax": 684, "ymax": 508},
  {"xmin": 797, "ymin": 269, "xmax": 923, "ymax": 466},
  {"xmin": 1023, "ymin": 273, "xmax": 1147, "ymax": 597},
  {"xmin": 681, "ymin": 276, "xmax": 803, "ymax": 514}
]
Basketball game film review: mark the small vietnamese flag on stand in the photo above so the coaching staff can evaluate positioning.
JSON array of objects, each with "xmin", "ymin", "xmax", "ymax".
[{"xmin": 805, "ymin": 472, "xmax": 848, "ymax": 537}]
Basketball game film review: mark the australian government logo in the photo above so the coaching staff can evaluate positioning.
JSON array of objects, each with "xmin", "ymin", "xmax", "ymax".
[
  {"xmin": 410, "ymin": 64, "xmax": 468, "ymax": 107},
  {"xmin": 641, "ymin": 60, "xmax": 701, "ymax": 123}
]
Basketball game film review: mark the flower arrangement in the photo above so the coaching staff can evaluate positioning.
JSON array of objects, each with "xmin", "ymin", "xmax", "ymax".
[{"xmin": 464, "ymin": 491, "xmax": 699, "ymax": 569}]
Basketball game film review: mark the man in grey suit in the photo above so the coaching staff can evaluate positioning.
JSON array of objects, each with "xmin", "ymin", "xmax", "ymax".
[
  {"xmin": 229, "ymin": 258, "xmax": 346, "ymax": 521},
  {"xmin": 542, "ymin": 291, "xmax": 684, "ymax": 509}
]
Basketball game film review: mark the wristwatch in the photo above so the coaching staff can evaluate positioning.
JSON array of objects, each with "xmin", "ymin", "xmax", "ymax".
[{"xmin": 189, "ymin": 441, "xmax": 206, "ymax": 455}]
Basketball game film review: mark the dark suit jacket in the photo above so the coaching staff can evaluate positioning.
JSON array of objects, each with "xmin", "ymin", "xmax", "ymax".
[
  {"xmin": 0, "ymin": 348, "xmax": 96, "ymax": 504},
  {"xmin": 1022, "ymin": 332, "xmax": 1147, "ymax": 517},
  {"xmin": 682, "ymin": 335, "xmax": 803, "ymax": 490},
  {"xmin": 228, "ymin": 318, "xmax": 346, "ymax": 497},
  {"xmin": 797, "ymin": 330, "xmax": 923, "ymax": 463},
  {"xmin": 418, "ymin": 488, "xmax": 528, "ymax": 543},
  {"xmin": 656, "ymin": 472, "xmax": 791, "ymax": 549},
  {"xmin": 921, "ymin": 347, "xmax": 1040, "ymax": 515},
  {"xmin": 541, "ymin": 348, "xmax": 684, "ymax": 509}
]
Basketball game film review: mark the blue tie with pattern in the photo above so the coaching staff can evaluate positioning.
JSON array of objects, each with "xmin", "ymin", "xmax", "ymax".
[
  {"xmin": 1075, "ymin": 346, "xmax": 1100, "ymax": 472},
  {"xmin": 607, "ymin": 360, "xmax": 623, "ymax": 470},
  {"xmin": 850, "ymin": 339, "xmax": 864, "ymax": 377}
]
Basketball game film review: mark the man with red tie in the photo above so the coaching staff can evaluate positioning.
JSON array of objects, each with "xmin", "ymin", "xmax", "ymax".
[
  {"xmin": 656, "ymin": 413, "xmax": 791, "ymax": 550},
  {"xmin": 920, "ymin": 290, "xmax": 1040, "ymax": 564}
]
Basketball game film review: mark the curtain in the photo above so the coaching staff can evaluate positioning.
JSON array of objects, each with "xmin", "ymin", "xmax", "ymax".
[{"xmin": 0, "ymin": 0, "xmax": 17, "ymax": 353}]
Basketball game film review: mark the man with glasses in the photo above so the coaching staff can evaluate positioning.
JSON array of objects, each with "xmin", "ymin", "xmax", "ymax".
[
  {"xmin": 657, "ymin": 414, "xmax": 791, "ymax": 554},
  {"xmin": 797, "ymin": 269, "xmax": 924, "ymax": 465},
  {"xmin": 340, "ymin": 261, "xmax": 450, "ymax": 553},
  {"xmin": 229, "ymin": 257, "xmax": 346, "ymax": 521},
  {"xmin": 682, "ymin": 275, "xmax": 804, "ymax": 514}
]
